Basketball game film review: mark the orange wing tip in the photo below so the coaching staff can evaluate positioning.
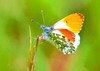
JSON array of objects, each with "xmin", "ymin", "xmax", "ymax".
[
  {"xmin": 62, "ymin": 13, "xmax": 84, "ymax": 34},
  {"xmin": 77, "ymin": 13, "xmax": 84, "ymax": 32},
  {"xmin": 77, "ymin": 13, "xmax": 84, "ymax": 21},
  {"xmin": 73, "ymin": 13, "xmax": 84, "ymax": 23}
]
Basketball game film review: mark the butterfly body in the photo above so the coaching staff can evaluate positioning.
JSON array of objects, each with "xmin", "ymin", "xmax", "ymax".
[{"xmin": 40, "ymin": 13, "xmax": 84, "ymax": 54}]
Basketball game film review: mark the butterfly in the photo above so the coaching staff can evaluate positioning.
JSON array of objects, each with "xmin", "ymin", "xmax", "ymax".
[{"xmin": 40, "ymin": 13, "xmax": 84, "ymax": 54}]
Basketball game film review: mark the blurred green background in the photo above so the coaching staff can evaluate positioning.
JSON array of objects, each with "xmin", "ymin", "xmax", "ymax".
[{"xmin": 0, "ymin": 0, "xmax": 100, "ymax": 71}]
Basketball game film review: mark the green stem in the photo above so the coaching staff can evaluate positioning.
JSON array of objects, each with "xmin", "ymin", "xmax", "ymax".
[
  {"xmin": 31, "ymin": 36, "xmax": 40, "ymax": 71},
  {"xmin": 28, "ymin": 26, "xmax": 42, "ymax": 71}
]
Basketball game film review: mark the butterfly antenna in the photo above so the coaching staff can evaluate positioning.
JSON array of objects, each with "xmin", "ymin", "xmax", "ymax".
[
  {"xmin": 41, "ymin": 10, "xmax": 45, "ymax": 25},
  {"xmin": 31, "ymin": 19, "xmax": 41, "ymax": 26}
]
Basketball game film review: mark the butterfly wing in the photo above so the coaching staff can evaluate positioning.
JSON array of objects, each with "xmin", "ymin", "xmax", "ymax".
[
  {"xmin": 44, "ymin": 29, "xmax": 79, "ymax": 54},
  {"xmin": 42, "ymin": 13, "xmax": 84, "ymax": 54},
  {"xmin": 54, "ymin": 13, "xmax": 84, "ymax": 34}
]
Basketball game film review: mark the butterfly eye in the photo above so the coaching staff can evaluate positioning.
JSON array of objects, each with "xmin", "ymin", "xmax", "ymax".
[
  {"xmin": 40, "ymin": 25, "xmax": 45, "ymax": 30},
  {"xmin": 50, "ymin": 27, "xmax": 54, "ymax": 30}
]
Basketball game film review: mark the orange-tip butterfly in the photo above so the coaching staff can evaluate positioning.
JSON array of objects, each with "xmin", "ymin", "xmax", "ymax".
[{"xmin": 39, "ymin": 13, "xmax": 84, "ymax": 54}]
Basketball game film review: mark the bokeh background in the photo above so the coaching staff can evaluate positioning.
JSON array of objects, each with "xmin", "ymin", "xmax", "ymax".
[{"xmin": 0, "ymin": 0, "xmax": 100, "ymax": 71}]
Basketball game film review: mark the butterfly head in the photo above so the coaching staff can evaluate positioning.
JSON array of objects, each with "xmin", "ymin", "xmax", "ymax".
[
  {"xmin": 40, "ymin": 25, "xmax": 54, "ymax": 32},
  {"xmin": 40, "ymin": 25, "xmax": 46, "ymax": 30}
]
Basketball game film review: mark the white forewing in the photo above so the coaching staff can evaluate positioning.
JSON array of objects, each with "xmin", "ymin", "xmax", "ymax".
[
  {"xmin": 53, "ymin": 20, "xmax": 69, "ymax": 29},
  {"xmin": 73, "ymin": 34, "xmax": 80, "ymax": 50},
  {"xmin": 51, "ymin": 30, "xmax": 62, "ymax": 35}
]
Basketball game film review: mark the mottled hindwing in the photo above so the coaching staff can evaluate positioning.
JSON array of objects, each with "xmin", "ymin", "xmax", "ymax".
[{"xmin": 47, "ymin": 29, "xmax": 76, "ymax": 54}]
